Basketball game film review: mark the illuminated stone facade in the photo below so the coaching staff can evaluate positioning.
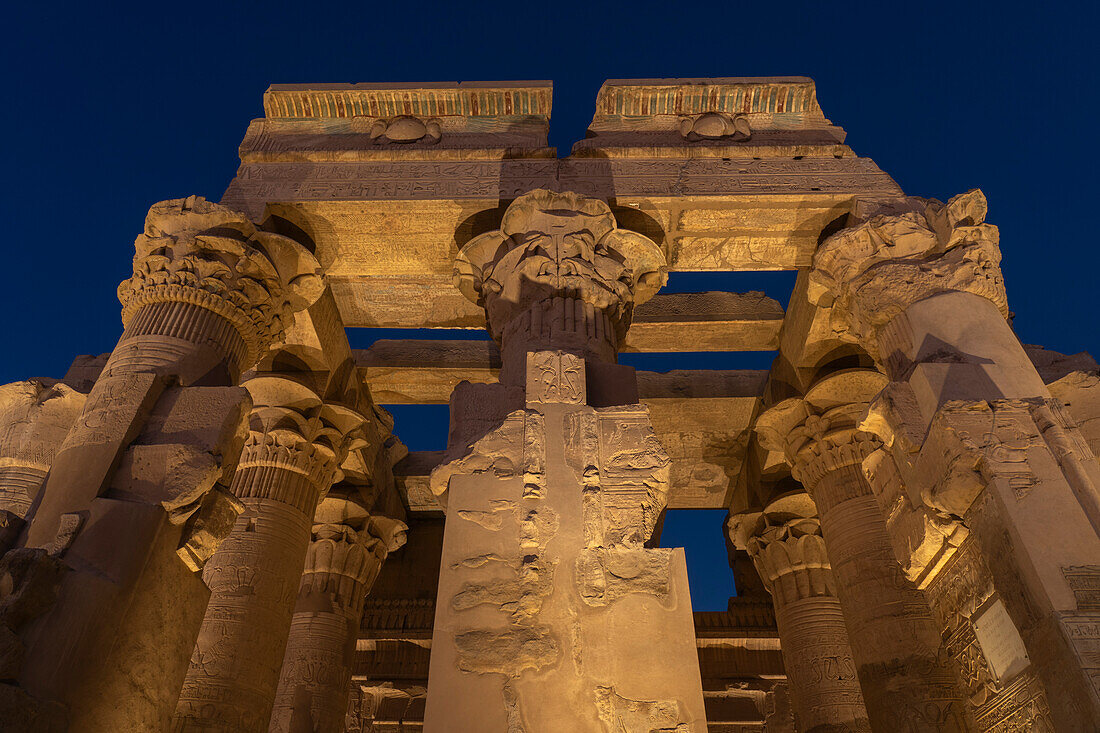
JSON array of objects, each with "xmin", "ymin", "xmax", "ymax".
[{"xmin": 1, "ymin": 78, "xmax": 1098, "ymax": 732}]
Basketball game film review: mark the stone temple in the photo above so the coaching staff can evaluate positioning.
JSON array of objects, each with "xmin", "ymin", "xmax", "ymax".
[{"xmin": 0, "ymin": 78, "xmax": 1098, "ymax": 732}]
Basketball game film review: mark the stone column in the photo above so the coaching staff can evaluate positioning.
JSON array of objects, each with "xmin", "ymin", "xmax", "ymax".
[
  {"xmin": 174, "ymin": 377, "xmax": 366, "ymax": 732},
  {"xmin": 4, "ymin": 197, "xmax": 322, "ymax": 730},
  {"xmin": 809, "ymin": 190, "xmax": 1100, "ymax": 727},
  {"xmin": 424, "ymin": 190, "xmax": 707, "ymax": 731},
  {"xmin": 755, "ymin": 370, "xmax": 974, "ymax": 731},
  {"xmin": 0, "ymin": 380, "xmax": 85, "ymax": 551},
  {"xmin": 729, "ymin": 494, "xmax": 869, "ymax": 733},
  {"xmin": 269, "ymin": 493, "xmax": 408, "ymax": 733}
]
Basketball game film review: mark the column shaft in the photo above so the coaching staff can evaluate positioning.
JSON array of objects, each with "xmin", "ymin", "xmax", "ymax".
[
  {"xmin": 812, "ymin": 462, "xmax": 971, "ymax": 731},
  {"xmin": 269, "ymin": 516, "xmax": 401, "ymax": 733},
  {"xmin": 775, "ymin": 597, "xmax": 869, "ymax": 733},
  {"xmin": 175, "ymin": 467, "xmax": 323, "ymax": 732}
]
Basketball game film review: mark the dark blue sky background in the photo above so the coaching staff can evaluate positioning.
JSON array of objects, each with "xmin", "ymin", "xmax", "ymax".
[{"xmin": 3, "ymin": 1, "xmax": 1096, "ymax": 609}]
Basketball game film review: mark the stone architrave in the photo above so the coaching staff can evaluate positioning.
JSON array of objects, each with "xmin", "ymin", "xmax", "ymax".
[
  {"xmin": 424, "ymin": 190, "xmax": 706, "ymax": 732},
  {"xmin": 174, "ymin": 376, "xmax": 367, "ymax": 733},
  {"xmin": 269, "ymin": 492, "xmax": 408, "ymax": 733},
  {"xmin": 0, "ymin": 381, "xmax": 85, "ymax": 551},
  {"xmin": 810, "ymin": 191, "xmax": 1100, "ymax": 727},
  {"xmin": 755, "ymin": 369, "xmax": 975, "ymax": 731},
  {"xmin": 729, "ymin": 493, "xmax": 870, "ymax": 733},
  {"xmin": 4, "ymin": 197, "xmax": 323, "ymax": 731}
]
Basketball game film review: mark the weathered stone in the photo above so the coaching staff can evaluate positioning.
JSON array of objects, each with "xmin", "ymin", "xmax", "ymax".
[{"xmin": 2, "ymin": 76, "xmax": 1099, "ymax": 732}]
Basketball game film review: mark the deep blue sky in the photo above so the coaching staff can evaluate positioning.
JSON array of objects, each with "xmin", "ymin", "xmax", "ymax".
[{"xmin": 3, "ymin": 1, "xmax": 1096, "ymax": 609}]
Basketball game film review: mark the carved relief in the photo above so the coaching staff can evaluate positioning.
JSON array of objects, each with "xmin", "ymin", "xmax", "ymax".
[
  {"xmin": 369, "ymin": 115, "xmax": 442, "ymax": 144},
  {"xmin": 594, "ymin": 685, "xmax": 691, "ymax": 733},
  {"xmin": 808, "ymin": 189, "xmax": 1007, "ymax": 359},
  {"xmin": 0, "ymin": 380, "xmax": 85, "ymax": 537},
  {"xmin": 729, "ymin": 493, "xmax": 834, "ymax": 606},
  {"xmin": 176, "ymin": 378, "xmax": 371, "ymax": 732},
  {"xmin": 117, "ymin": 196, "xmax": 323, "ymax": 371},
  {"xmin": 679, "ymin": 111, "xmax": 751, "ymax": 141},
  {"xmin": 452, "ymin": 189, "xmax": 667, "ymax": 345},
  {"xmin": 525, "ymin": 351, "xmax": 585, "ymax": 406}
]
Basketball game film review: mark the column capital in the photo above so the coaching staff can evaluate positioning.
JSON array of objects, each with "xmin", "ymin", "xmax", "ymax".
[
  {"xmin": 116, "ymin": 196, "xmax": 324, "ymax": 372},
  {"xmin": 729, "ymin": 493, "xmax": 834, "ymax": 606},
  {"xmin": 233, "ymin": 376, "xmax": 369, "ymax": 510},
  {"xmin": 807, "ymin": 190, "xmax": 1007, "ymax": 360},
  {"xmin": 452, "ymin": 189, "xmax": 667, "ymax": 350},
  {"xmin": 754, "ymin": 370, "xmax": 887, "ymax": 489}
]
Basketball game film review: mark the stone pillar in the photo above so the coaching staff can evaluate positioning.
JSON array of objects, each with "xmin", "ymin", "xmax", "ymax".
[
  {"xmin": 4, "ymin": 197, "xmax": 322, "ymax": 730},
  {"xmin": 729, "ymin": 494, "xmax": 870, "ymax": 733},
  {"xmin": 755, "ymin": 370, "xmax": 974, "ymax": 731},
  {"xmin": 269, "ymin": 493, "xmax": 408, "ymax": 733},
  {"xmin": 174, "ymin": 377, "xmax": 366, "ymax": 732},
  {"xmin": 424, "ymin": 190, "xmax": 706, "ymax": 731},
  {"xmin": 809, "ymin": 190, "xmax": 1100, "ymax": 727},
  {"xmin": 0, "ymin": 381, "xmax": 85, "ymax": 551}
]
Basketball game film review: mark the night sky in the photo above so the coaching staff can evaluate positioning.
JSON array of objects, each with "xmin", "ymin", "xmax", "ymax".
[{"xmin": 3, "ymin": 1, "xmax": 1096, "ymax": 610}]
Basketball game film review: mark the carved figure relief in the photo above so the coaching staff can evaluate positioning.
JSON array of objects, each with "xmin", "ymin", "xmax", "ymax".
[
  {"xmin": 679, "ymin": 111, "xmax": 751, "ymax": 141},
  {"xmin": 369, "ymin": 115, "xmax": 442, "ymax": 144}
]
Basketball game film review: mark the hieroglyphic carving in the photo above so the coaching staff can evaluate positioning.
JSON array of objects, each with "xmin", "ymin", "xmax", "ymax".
[
  {"xmin": 526, "ymin": 351, "xmax": 585, "ymax": 406},
  {"xmin": 754, "ymin": 370, "xmax": 974, "ymax": 730},
  {"xmin": 270, "ymin": 492, "xmax": 408, "ymax": 733},
  {"xmin": 222, "ymin": 157, "xmax": 900, "ymax": 208}
]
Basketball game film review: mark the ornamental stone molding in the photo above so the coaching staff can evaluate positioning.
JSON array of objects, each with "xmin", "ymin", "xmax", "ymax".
[
  {"xmin": 807, "ymin": 189, "xmax": 1007, "ymax": 361},
  {"xmin": 116, "ymin": 196, "xmax": 324, "ymax": 375},
  {"xmin": 452, "ymin": 189, "xmax": 667, "ymax": 347}
]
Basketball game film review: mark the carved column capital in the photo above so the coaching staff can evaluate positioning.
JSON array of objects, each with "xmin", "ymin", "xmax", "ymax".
[
  {"xmin": 232, "ymin": 376, "xmax": 369, "ymax": 512},
  {"xmin": 729, "ymin": 493, "xmax": 835, "ymax": 606},
  {"xmin": 452, "ymin": 189, "xmax": 667, "ymax": 353},
  {"xmin": 302, "ymin": 511, "xmax": 407, "ymax": 618},
  {"xmin": 807, "ymin": 190, "xmax": 1007, "ymax": 360},
  {"xmin": 116, "ymin": 196, "xmax": 324, "ymax": 373},
  {"xmin": 754, "ymin": 370, "xmax": 888, "ymax": 490}
]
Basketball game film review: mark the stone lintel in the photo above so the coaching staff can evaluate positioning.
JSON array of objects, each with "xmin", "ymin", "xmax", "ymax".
[{"xmin": 356, "ymin": 335, "xmax": 773, "ymax": 403}]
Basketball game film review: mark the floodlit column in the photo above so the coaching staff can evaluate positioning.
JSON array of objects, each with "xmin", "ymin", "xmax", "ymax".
[
  {"xmin": 7, "ymin": 197, "xmax": 322, "ymax": 731},
  {"xmin": 755, "ymin": 371, "xmax": 974, "ymax": 731},
  {"xmin": 810, "ymin": 190, "xmax": 1100, "ymax": 727},
  {"xmin": 174, "ymin": 377, "xmax": 365, "ymax": 732},
  {"xmin": 425, "ymin": 190, "xmax": 707, "ymax": 731},
  {"xmin": 730, "ymin": 495, "xmax": 870, "ymax": 733},
  {"xmin": 269, "ymin": 495, "xmax": 407, "ymax": 733},
  {"xmin": 0, "ymin": 380, "xmax": 85, "ymax": 551}
]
